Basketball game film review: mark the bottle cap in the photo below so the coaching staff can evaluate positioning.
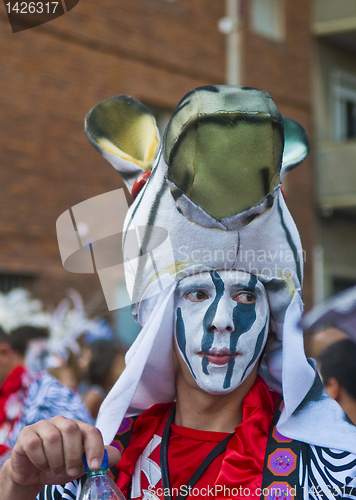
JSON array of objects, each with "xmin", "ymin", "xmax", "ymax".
[{"xmin": 83, "ymin": 449, "xmax": 109, "ymax": 471}]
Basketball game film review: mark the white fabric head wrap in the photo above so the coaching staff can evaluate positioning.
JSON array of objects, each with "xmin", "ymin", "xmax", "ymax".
[{"xmin": 86, "ymin": 86, "xmax": 356, "ymax": 452}]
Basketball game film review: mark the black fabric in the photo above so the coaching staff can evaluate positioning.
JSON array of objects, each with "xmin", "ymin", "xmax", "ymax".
[
  {"xmin": 261, "ymin": 397, "xmax": 302, "ymax": 500},
  {"xmin": 110, "ymin": 415, "xmax": 139, "ymax": 483},
  {"xmin": 160, "ymin": 404, "xmax": 234, "ymax": 500}
]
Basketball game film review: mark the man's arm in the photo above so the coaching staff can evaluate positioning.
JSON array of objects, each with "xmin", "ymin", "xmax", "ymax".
[
  {"xmin": 0, "ymin": 459, "xmax": 40, "ymax": 500},
  {"xmin": 0, "ymin": 416, "xmax": 121, "ymax": 500}
]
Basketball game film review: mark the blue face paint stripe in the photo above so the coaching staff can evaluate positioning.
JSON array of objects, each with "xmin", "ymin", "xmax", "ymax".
[
  {"xmin": 201, "ymin": 272, "xmax": 225, "ymax": 376},
  {"xmin": 224, "ymin": 292, "xmax": 257, "ymax": 390},
  {"xmin": 240, "ymin": 318, "xmax": 268, "ymax": 382},
  {"xmin": 201, "ymin": 272, "xmax": 225, "ymax": 353},
  {"xmin": 202, "ymin": 356, "xmax": 209, "ymax": 375},
  {"xmin": 200, "ymin": 272, "xmax": 259, "ymax": 386},
  {"xmin": 229, "ymin": 275, "xmax": 257, "ymax": 353},
  {"xmin": 230, "ymin": 302, "xmax": 256, "ymax": 353},
  {"xmin": 223, "ymin": 357, "xmax": 235, "ymax": 389},
  {"xmin": 176, "ymin": 307, "xmax": 196, "ymax": 379},
  {"xmin": 248, "ymin": 274, "xmax": 257, "ymax": 289}
]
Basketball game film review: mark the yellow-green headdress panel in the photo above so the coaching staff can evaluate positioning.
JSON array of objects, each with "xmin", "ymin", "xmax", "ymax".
[
  {"xmin": 85, "ymin": 96, "xmax": 160, "ymax": 190},
  {"xmin": 164, "ymin": 86, "xmax": 284, "ymax": 220}
]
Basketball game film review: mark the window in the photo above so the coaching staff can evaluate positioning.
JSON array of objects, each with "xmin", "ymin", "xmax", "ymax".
[
  {"xmin": 332, "ymin": 277, "xmax": 356, "ymax": 296},
  {"xmin": 251, "ymin": 0, "xmax": 285, "ymax": 41},
  {"xmin": 333, "ymin": 71, "xmax": 356, "ymax": 141},
  {"xmin": 0, "ymin": 272, "xmax": 36, "ymax": 293}
]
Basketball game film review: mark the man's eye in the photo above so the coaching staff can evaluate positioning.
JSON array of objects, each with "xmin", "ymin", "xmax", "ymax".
[
  {"xmin": 184, "ymin": 290, "xmax": 209, "ymax": 302},
  {"xmin": 232, "ymin": 292, "xmax": 256, "ymax": 304}
]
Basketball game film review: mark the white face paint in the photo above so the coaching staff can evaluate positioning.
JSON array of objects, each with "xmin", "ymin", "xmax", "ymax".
[{"xmin": 174, "ymin": 270, "xmax": 269, "ymax": 395}]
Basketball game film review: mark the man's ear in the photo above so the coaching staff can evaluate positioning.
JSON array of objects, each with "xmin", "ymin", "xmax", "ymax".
[
  {"xmin": 0, "ymin": 343, "xmax": 15, "ymax": 371},
  {"xmin": 0, "ymin": 342, "xmax": 11, "ymax": 354},
  {"xmin": 325, "ymin": 377, "xmax": 341, "ymax": 401}
]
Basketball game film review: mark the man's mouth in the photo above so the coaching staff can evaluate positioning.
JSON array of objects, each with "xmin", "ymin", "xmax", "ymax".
[{"xmin": 199, "ymin": 348, "xmax": 239, "ymax": 366}]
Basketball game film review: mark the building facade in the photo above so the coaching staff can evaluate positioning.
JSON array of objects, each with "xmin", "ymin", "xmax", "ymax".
[{"xmin": 313, "ymin": 0, "xmax": 356, "ymax": 300}]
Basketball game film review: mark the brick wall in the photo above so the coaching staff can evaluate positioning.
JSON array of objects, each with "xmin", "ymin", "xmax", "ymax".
[
  {"xmin": 0, "ymin": 0, "xmax": 315, "ymax": 312},
  {"xmin": 243, "ymin": 0, "xmax": 315, "ymax": 309},
  {"xmin": 0, "ymin": 0, "xmax": 225, "ymax": 312}
]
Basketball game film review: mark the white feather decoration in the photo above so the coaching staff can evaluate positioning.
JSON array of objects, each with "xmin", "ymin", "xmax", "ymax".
[{"xmin": 0, "ymin": 288, "xmax": 49, "ymax": 334}]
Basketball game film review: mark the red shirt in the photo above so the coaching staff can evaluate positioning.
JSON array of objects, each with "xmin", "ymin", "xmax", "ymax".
[
  {"xmin": 116, "ymin": 376, "xmax": 280, "ymax": 500},
  {"xmin": 0, "ymin": 365, "xmax": 28, "ymax": 449}
]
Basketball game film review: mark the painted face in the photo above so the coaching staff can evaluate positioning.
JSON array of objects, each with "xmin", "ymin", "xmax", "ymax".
[{"xmin": 174, "ymin": 270, "xmax": 269, "ymax": 394}]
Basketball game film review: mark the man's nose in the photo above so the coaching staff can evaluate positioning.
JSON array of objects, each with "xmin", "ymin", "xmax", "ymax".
[{"xmin": 211, "ymin": 295, "xmax": 234, "ymax": 333}]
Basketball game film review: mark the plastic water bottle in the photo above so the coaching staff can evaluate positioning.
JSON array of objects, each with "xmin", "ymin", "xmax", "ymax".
[{"xmin": 78, "ymin": 450, "xmax": 126, "ymax": 500}]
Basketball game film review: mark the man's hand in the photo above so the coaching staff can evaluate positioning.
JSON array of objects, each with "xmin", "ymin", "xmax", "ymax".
[{"xmin": 0, "ymin": 416, "xmax": 121, "ymax": 500}]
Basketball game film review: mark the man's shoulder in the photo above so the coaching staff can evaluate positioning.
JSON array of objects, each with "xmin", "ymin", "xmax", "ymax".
[
  {"xmin": 23, "ymin": 371, "xmax": 93, "ymax": 424},
  {"xmin": 111, "ymin": 403, "xmax": 173, "ymax": 456}
]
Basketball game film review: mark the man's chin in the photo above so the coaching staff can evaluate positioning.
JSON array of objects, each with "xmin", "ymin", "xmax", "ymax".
[
  {"xmin": 194, "ymin": 371, "xmax": 245, "ymax": 395},
  {"xmin": 196, "ymin": 382, "xmax": 242, "ymax": 395}
]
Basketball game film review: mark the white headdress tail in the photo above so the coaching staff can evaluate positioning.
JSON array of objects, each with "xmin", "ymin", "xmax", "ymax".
[{"xmin": 85, "ymin": 86, "xmax": 356, "ymax": 452}]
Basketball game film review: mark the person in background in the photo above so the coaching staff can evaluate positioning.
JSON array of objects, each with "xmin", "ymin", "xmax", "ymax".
[
  {"xmin": 47, "ymin": 363, "xmax": 79, "ymax": 392},
  {"xmin": 318, "ymin": 338, "xmax": 356, "ymax": 425},
  {"xmin": 0, "ymin": 289, "xmax": 93, "ymax": 466},
  {"xmin": 44, "ymin": 290, "xmax": 109, "ymax": 392},
  {"xmin": 83, "ymin": 339, "xmax": 126, "ymax": 419},
  {"xmin": 304, "ymin": 325, "xmax": 348, "ymax": 369}
]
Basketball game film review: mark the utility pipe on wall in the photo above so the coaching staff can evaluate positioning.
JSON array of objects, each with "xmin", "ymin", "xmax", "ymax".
[{"xmin": 218, "ymin": 0, "xmax": 241, "ymax": 85}]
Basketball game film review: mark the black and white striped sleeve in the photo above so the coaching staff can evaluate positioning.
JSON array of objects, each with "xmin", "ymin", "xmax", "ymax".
[
  {"xmin": 300, "ymin": 444, "xmax": 356, "ymax": 499},
  {"xmin": 36, "ymin": 479, "xmax": 81, "ymax": 500}
]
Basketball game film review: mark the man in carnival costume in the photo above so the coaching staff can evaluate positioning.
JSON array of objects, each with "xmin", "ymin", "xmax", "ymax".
[{"xmin": 1, "ymin": 86, "xmax": 356, "ymax": 500}]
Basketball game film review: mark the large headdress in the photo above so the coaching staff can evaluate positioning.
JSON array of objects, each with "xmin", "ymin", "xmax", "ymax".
[{"xmin": 85, "ymin": 86, "xmax": 356, "ymax": 451}]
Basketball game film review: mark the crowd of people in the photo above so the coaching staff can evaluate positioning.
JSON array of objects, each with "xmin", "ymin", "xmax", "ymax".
[
  {"xmin": 0, "ymin": 287, "xmax": 126, "ymax": 468},
  {"xmin": 304, "ymin": 288, "xmax": 356, "ymax": 426}
]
